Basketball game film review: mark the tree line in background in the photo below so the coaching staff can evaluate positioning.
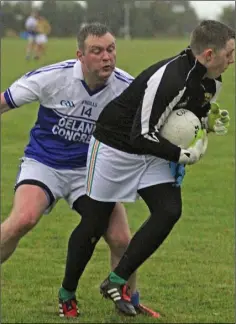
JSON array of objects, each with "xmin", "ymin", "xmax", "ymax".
[{"xmin": 1, "ymin": 0, "xmax": 235, "ymax": 38}]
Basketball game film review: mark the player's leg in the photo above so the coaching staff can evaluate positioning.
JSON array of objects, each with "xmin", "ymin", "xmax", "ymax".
[
  {"xmin": 34, "ymin": 34, "xmax": 48, "ymax": 59},
  {"xmin": 103, "ymin": 202, "xmax": 160, "ymax": 317},
  {"xmin": 34, "ymin": 34, "xmax": 42, "ymax": 60},
  {"xmin": 25, "ymin": 35, "xmax": 35, "ymax": 60},
  {"xmin": 86, "ymin": 138, "xmax": 165, "ymax": 316},
  {"xmin": 59, "ymin": 165, "xmax": 132, "ymax": 317},
  {"xmin": 34, "ymin": 45, "xmax": 41, "ymax": 60},
  {"xmin": 101, "ymin": 182, "xmax": 182, "ymax": 316},
  {"xmin": 93, "ymin": 153, "xmax": 177, "ymax": 315},
  {"xmin": 1, "ymin": 185, "xmax": 49, "ymax": 263},
  {"xmin": 86, "ymin": 137, "xmax": 139, "ymax": 292},
  {"xmin": 60, "ymin": 144, "xmax": 142, "ymax": 300},
  {"xmin": 63, "ymin": 195, "xmax": 115, "ymax": 292},
  {"xmin": 1, "ymin": 158, "xmax": 60, "ymax": 264},
  {"xmin": 103, "ymin": 202, "xmax": 136, "ymax": 293},
  {"xmin": 40, "ymin": 35, "xmax": 48, "ymax": 57},
  {"xmin": 113, "ymin": 183, "xmax": 182, "ymax": 279},
  {"xmin": 103, "ymin": 203, "xmax": 138, "ymax": 308},
  {"xmin": 59, "ymin": 195, "xmax": 115, "ymax": 317}
]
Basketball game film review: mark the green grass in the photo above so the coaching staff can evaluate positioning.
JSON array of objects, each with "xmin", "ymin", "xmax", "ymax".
[{"xmin": 1, "ymin": 38, "xmax": 235, "ymax": 323}]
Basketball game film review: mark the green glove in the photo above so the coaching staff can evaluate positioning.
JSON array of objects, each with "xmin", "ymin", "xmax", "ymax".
[
  {"xmin": 207, "ymin": 103, "xmax": 230, "ymax": 135},
  {"xmin": 178, "ymin": 129, "xmax": 208, "ymax": 165}
]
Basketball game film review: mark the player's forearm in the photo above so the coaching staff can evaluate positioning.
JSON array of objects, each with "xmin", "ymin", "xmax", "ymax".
[
  {"xmin": 131, "ymin": 133, "xmax": 181, "ymax": 162},
  {"xmin": 0, "ymin": 93, "xmax": 11, "ymax": 115},
  {"xmin": 0, "ymin": 105, "xmax": 11, "ymax": 115}
]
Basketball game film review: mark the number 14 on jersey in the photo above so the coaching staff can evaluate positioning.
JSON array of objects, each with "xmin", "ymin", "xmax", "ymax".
[{"xmin": 81, "ymin": 106, "xmax": 92, "ymax": 118}]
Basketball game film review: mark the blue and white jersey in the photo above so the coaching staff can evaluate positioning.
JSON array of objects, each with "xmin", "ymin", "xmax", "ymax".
[
  {"xmin": 25, "ymin": 15, "xmax": 38, "ymax": 35},
  {"xmin": 4, "ymin": 59, "xmax": 134, "ymax": 169}
]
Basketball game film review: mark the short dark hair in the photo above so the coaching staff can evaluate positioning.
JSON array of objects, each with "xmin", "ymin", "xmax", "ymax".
[
  {"xmin": 77, "ymin": 22, "xmax": 112, "ymax": 50},
  {"xmin": 190, "ymin": 20, "xmax": 235, "ymax": 55}
]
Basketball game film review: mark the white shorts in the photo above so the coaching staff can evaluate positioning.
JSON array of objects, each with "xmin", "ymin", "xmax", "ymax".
[
  {"xmin": 15, "ymin": 157, "xmax": 86, "ymax": 214},
  {"xmin": 35, "ymin": 34, "xmax": 48, "ymax": 45},
  {"xmin": 86, "ymin": 136, "xmax": 174, "ymax": 202},
  {"xmin": 27, "ymin": 32, "xmax": 37, "ymax": 43}
]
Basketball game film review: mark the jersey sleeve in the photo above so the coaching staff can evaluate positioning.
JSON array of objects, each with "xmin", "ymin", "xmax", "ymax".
[
  {"xmin": 114, "ymin": 67, "xmax": 134, "ymax": 81},
  {"xmin": 131, "ymin": 63, "xmax": 183, "ymax": 162},
  {"xmin": 3, "ymin": 73, "xmax": 43, "ymax": 109},
  {"xmin": 112, "ymin": 68, "xmax": 134, "ymax": 97}
]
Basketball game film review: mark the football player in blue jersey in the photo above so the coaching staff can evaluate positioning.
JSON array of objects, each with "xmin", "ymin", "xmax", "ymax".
[{"xmin": 0, "ymin": 22, "xmax": 160, "ymax": 318}]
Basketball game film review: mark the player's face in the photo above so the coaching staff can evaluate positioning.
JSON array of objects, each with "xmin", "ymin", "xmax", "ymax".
[
  {"xmin": 79, "ymin": 33, "xmax": 116, "ymax": 82},
  {"xmin": 205, "ymin": 38, "xmax": 235, "ymax": 79}
]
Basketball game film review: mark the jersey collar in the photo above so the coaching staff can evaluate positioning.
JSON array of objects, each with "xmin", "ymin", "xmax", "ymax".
[{"xmin": 183, "ymin": 47, "xmax": 207, "ymax": 79}]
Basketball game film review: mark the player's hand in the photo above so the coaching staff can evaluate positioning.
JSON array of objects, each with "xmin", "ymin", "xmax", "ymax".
[
  {"xmin": 169, "ymin": 162, "xmax": 185, "ymax": 187},
  {"xmin": 203, "ymin": 102, "xmax": 230, "ymax": 135},
  {"xmin": 178, "ymin": 129, "xmax": 208, "ymax": 165}
]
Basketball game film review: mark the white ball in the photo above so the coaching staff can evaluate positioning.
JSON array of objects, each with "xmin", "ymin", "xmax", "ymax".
[{"xmin": 160, "ymin": 109, "xmax": 202, "ymax": 149}]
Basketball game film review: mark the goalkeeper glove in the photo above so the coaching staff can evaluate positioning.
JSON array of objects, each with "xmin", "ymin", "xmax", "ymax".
[
  {"xmin": 202, "ymin": 102, "xmax": 230, "ymax": 135},
  {"xmin": 178, "ymin": 129, "xmax": 208, "ymax": 165}
]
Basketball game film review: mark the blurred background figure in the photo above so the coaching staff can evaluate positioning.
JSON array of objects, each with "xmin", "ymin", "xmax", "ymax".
[
  {"xmin": 24, "ymin": 10, "xmax": 39, "ymax": 60},
  {"xmin": 34, "ymin": 15, "xmax": 51, "ymax": 60}
]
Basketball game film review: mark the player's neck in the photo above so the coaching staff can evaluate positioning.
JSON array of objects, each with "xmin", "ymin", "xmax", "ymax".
[
  {"xmin": 83, "ymin": 75, "xmax": 106, "ymax": 91},
  {"xmin": 194, "ymin": 54, "xmax": 208, "ymax": 79}
]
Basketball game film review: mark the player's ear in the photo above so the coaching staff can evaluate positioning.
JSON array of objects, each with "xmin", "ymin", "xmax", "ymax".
[
  {"xmin": 203, "ymin": 48, "xmax": 214, "ymax": 63},
  {"xmin": 76, "ymin": 49, "xmax": 84, "ymax": 62}
]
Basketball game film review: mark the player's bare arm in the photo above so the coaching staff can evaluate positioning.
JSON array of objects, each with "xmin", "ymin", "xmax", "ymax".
[{"xmin": 0, "ymin": 93, "xmax": 11, "ymax": 114}]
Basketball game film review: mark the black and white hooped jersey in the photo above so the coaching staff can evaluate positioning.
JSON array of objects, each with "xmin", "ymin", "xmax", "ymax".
[{"xmin": 4, "ymin": 59, "xmax": 133, "ymax": 169}]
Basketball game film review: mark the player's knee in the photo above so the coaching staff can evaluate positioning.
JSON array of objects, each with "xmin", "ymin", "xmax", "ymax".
[
  {"xmin": 165, "ymin": 201, "xmax": 182, "ymax": 224},
  {"xmin": 11, "ymin": 209, "xmax": 39, "ymax": 233},
  {"xmin": 76, "ymin": 197, "xmax": 115, "ymax": 238},
  {"xmin": 95, "ymin": 216, "xmax": 112, "ymax": 239},
  {"xmin": 77, "ymin": 213, "xmax": 111, "ymax": 245},
  {"xmin": 151, "ymin": 199, "xmax": 182, "ymax": 227},
  {"xmin": 105, "ymin": 231, "xmax": 131, "ymax": 256}
]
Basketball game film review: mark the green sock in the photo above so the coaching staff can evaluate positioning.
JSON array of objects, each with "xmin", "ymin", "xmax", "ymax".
[
  {"xmin": 59, "ymin": 287, "xmax": 75, "ymax": 301},
  {"xmin": 109, "ymin": 271, "xmax": 127, "ymax": 285}
]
